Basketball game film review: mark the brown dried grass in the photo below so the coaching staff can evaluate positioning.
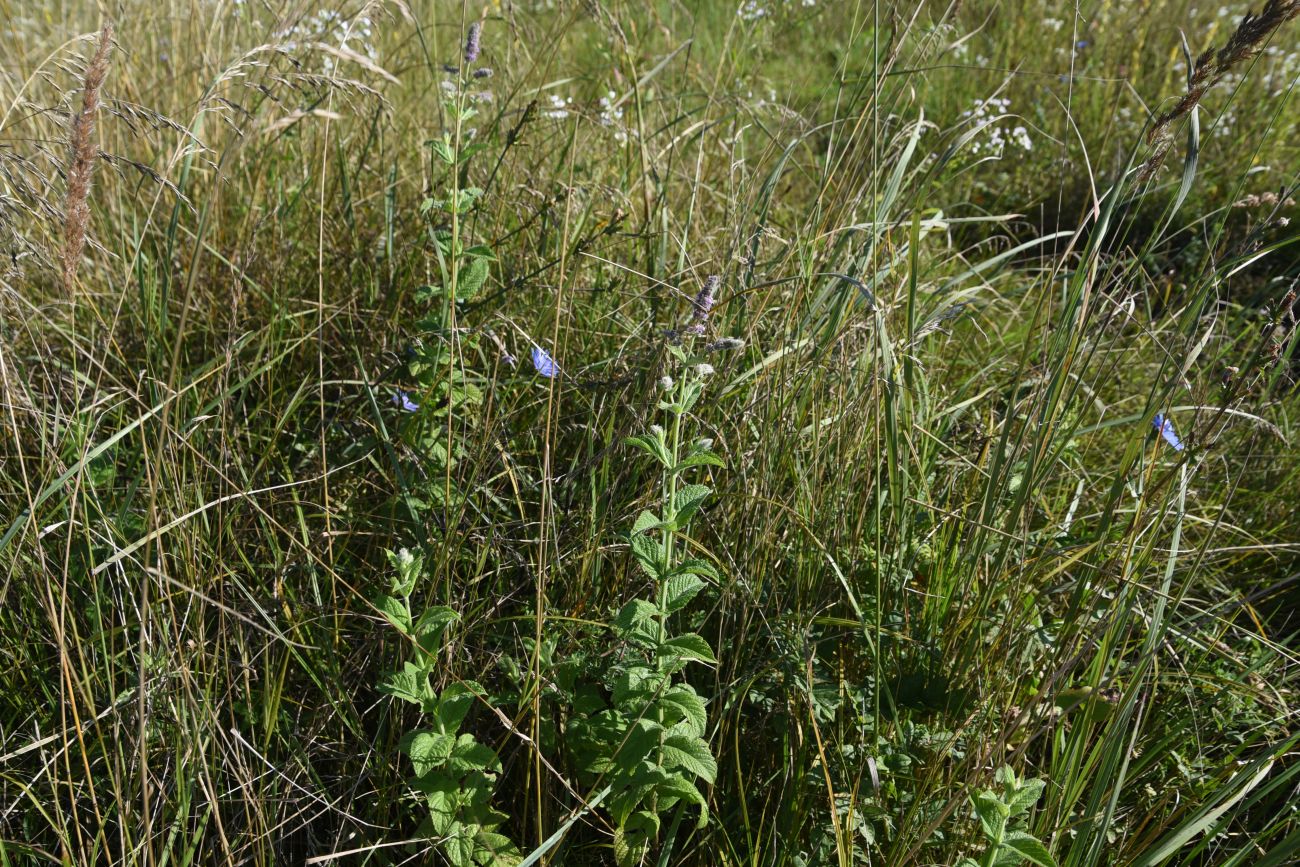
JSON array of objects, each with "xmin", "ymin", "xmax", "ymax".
[{"xmin": 60, "ymin": 21, "xmax": 113, "ymax": 293}]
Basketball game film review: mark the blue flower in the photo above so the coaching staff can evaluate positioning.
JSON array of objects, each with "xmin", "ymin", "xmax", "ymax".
[
  {"xmin": 531, "ymin": 345, "xmax": 558, "ymax": 378},
  {"xmin": 1153, "ymin": 413, "xmax": 1184, "ymax": 452},
  {"xmin": 392, "ymin": 390, "xmax": 419, "ymax": 412}
]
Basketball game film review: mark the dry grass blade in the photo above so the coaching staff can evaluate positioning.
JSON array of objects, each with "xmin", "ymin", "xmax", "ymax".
[{"xmin": 1139, "ymin": 0, "xmax": 1300, "ymax": 181}]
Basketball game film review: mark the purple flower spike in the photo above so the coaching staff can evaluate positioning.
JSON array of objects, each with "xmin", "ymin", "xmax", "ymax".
[
  {"xmin": 693, "ymin": 275, "xmax": 719, "ymax": 318},
  {"xmin": 1153, "ymin": 413, "xmax": 1184, "ymax": 452},
  {"xmin": 393, "ymin": 390, "xmax": 419, "ymax": 412},
  {"xmin": 531, "ymin": 345, "xmax": 558, "ymax": 378},
  {"xmin": 464, "ymin": 21, "xmax": 482, "ymax": 64}
]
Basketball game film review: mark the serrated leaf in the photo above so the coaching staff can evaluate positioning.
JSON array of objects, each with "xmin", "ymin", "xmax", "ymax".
[
  {"xmin": 661, "ymin": 733, "xmax": 717, "ymax": 784},
  {"xmin": 972, "ymin": 790, "xmax": 1007, "ymax": 840},
  {"xmin": 656, "ymin": 773, "xmax": 709, "ymax": 827},
  {"xmin": 419, "ymin": 773, "xmax": 459, "ymax": 834},
  {"xmin": 659, "ymin": 684, "xmax": 708, "ymax": 736},
  {"xmin": 614, "ymin": 599, "xmax": 660, "ymax": 641},
  {"xmin": 402, "ymin": 730, "xmax": 456, "ymax": 775},
  {"xmin": 1002, "ymin": 831, "xmax": 1058, "ymax": 867},
  {"xmin": 626, "ymin": 807, "xmax": 661, "ymax": 837},
  {"xmin": 613, "ymin": 665, "xmax": 664, "ymax": 706},
  {"xmin": 672, "ymin": 484, "xmax": 711, "ymax": 524},
  {"xmin": 669, "ymin": 558, "xmax": 719, "ymax": 581},
  {"xmin": 456, "ymin": 257, "xmax": 489, "ymax": 300},
  {"xmin": 614, "ymin": 824, "xmax": 652, "ymax": 867},
  {"xmin": 1006, "ymin": 777, "xmax": 1045, "ymax": 818},
  {"xmin": 430, "ymin": 137, "xmax": 455, "ymax": 164},
  {"xmin": 434, "ymin": 683, "xmax": 481, "ymax": 734},
  {"xmin": 446, "ymin": 733, "xmax": 501, "ymax": 774},
  {"xmin": 444, "ymin": 823, "xmax": 476, "ymax": 867},
  {"xmin": 681, "ymin": 381, "xmax": 703, "ymax": 412},
  {"xmin": 386, "ymin": 547, "xmax": 424, "ymax": 596},
  {"xmin": 629, "ymin": 534, "xmax": 664, "ymax": 580},
  {"xmin": 630, "ymin": 510, "xmax": 664, "ymax": 536},
  {"xmin": 375, "ymin": 594, "xmax": 412, "ymax": 634},
  {"xmin": 663, "ymin": 573, "xmax": 705, "ymax": 613},
  {"xmin": 671, "ymin": 451, "xmax": 725, "ymax": 473},
  {"xmin": 474, "ymin": 831, "xmax": 520, "ymax": 865},
  {"xmin": 464, "ymin": 244, "xmax": 496, "ymax": 260},
  {"xmin": 379, "ymin": 661, "xmax": 430, "ymax": 705},
  {"xmin": 613, "ymin": 717, "xmax": 662, "ymax": 773},
  {"xmin": 414, "ymin": 606, "xmax": 459, "ymax": 655},
  {"xmin": 624, "ymin": 434, "xmax": 671, "ymax": 467},
  {"xmin": 658, "ymin": 633, "xmax": 716, "ymax": 664},
  {"xmin": 609, "ymin": 773, "xmax": 659, "ymax": 827}
]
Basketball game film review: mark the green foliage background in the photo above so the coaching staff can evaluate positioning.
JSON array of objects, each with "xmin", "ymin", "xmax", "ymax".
[{"xmin": 1, "ymin": 0, "xmax": 1298, "ymax": 864}]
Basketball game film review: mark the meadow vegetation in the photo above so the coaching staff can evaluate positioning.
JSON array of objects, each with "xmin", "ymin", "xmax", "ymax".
[{"xmin": 1, "ymin": 0, "xmax": 1299, "ymax": 864}]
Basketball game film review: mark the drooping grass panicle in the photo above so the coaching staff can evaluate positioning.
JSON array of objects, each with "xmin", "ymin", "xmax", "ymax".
[
  {"xmin": 1138, "ymin": 0, "xmax": 1299, "ymax": 181},
  {"xmin": 61, "ymin": 21, "xmax": 113, "ymax": 293}
]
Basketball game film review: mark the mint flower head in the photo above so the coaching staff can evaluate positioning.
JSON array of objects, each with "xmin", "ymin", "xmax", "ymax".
[
  {"xmin": 686, "ymin": 275, "xmax": 720, "ymax": 335},
  {"xmin": 464, "ymin": 21, "xmax": 482, "ymax": 65}
]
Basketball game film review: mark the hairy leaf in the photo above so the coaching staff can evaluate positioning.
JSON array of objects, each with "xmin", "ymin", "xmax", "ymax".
[
  {"xmin": 659, "ymin": 685, "xmax": 708, "ymax": 736},
  {"xmin": 446, "ymin": 733, "xmax": 501, "ymax": 775},
  {"xmin": 434, "ymin": 682, "xmax": 481, "ymax": 734},
  {"xmin": 661, "ymin": 733, "xmax": 717, "ymax": 784},
  {"xmin": 614, "ymin": 599, "xmax": 660, "ymax": 642},
  {"xmin": 379, "ymin": 662, "xmax": 431, "ymax": 706},
  {"xmin": 671, "ymin": 450, "xmax": 725, "ymax": 473},
  {"xmin": 375, "ymin": 594, "xmax": 412, "ymax": 635},
  {"xmin": 658, "ymin": 633, "xmax": 717, "ymax": 665},
  {"xmin": 630, "ymin": 509, "xmax": 664, "ymax": 536},
  {"xmin": 629, "ymin": 534, "xmax": 664, "ymax": 581},
  {"xmin": 663, "ymin": 573, "xmax": 706, "ymax": 613},
  {"xmin": 1001, "ymin": 830, "xmax": 1058, "ymax": 867},
  {"xmin": 624, "ymin": 433, "xmax": 670, "ymax": 468},
  {"xmin": 403, "ymin": 730, "xmax": 456, "ymax": 775},
  {"xmin": 672, "ymin": 484, "xmax": 712, "ymax": 525},
  {"xmin": 1006, "ymin": 777, "xmax": 1045, "ymax": 818}
]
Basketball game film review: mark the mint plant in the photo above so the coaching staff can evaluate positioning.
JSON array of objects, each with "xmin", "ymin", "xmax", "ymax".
[
  {"xmin": 395, "ymin": 23, "xmax": 495, "ymax": 511},
  {"xmin": 567, "ymin": 341, "xmax": 731, "ymax": 866},
  {"xmin": 960, "ymin": 766, "xmax": 1056, "ymax": 867},
  {"xmin": 376, "ymin": 548, "xmax": 520, "ymax": 866}
]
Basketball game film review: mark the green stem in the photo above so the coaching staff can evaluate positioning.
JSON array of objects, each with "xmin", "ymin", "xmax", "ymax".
[{"xmin": 657, "ymin": 374, "xmax": 687, "ymax": 645}]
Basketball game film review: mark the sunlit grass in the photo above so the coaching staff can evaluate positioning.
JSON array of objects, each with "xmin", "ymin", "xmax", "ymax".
[{"xmin": 1, "ymin": 1, "xmax": 1297, "ymax": 865}]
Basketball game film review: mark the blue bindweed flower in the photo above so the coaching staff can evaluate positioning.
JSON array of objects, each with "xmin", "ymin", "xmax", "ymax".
[
  {"xmin": 392, "ymin": 390, "xmax": 419, "ymax": 412},
  {"xmin": 1153, "ymin": 413, "xmax": 1184, "ymax": 452},
  {"xmin": 531, "ymin": 345, "xmax": 558, "ymax": 378}
]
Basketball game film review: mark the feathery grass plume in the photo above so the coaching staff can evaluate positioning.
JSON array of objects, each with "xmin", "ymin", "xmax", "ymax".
[
  {"xmin": 1138, "ymin": 0, "xmax": 1299, "ymax": 181},
  {"xmin": 61, "ymin": 22, "xmax": 113, "ymax": 293}
]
